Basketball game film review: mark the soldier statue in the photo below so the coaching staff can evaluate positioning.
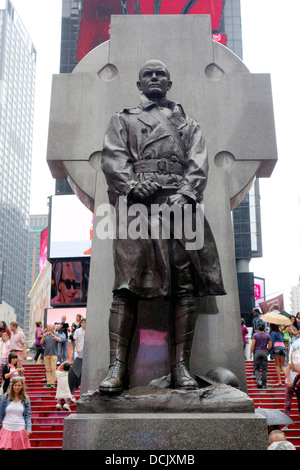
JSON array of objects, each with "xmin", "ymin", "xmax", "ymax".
[{"xmin": 99, "ymin": 59, "xmax": 226, "ymax": 394}]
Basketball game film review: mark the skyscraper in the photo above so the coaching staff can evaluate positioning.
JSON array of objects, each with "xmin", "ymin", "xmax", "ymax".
[
  {"xmin": 0, "ymin": 0, "xmax": 36, "ymax": 325},
  {"xmin": 24, "ymin": 214, "xmax": 48, "ymax": 333}
]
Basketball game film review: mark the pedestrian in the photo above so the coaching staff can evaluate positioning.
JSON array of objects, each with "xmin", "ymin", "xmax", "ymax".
[
  {"xmin": 55, "ymin": 361, "xmax": 73, "ymax": 411},
  {"xmin": 40, "ymin": 325, "xmax": 61, "ymax": 389},
  {"xmin": 9, "ymin": 322, "xmax": 27, "ymax": 366},
  {"xmin": 0, "ymin": 321, "xmax": 11, "ymax": 339},
  {"xmin": 0, "ymin": 377, "xmax": 32, "ymax": 450},
  {"xmin": 241, "ymin": 319, "xmax": 249, "ymax": 358},
  {"xmin": 283, "ymin": 342, "xmax": 300, "ymax": 427},
  {"xmin": 281, "ymin": 325, "xmax": 290, "ymax": 356},
  {"xmin": 270, "ymin": 323, "xmax": 286, "ymax": 386},
  {"xmin": 69, "ymin": 314, "xmax": 82, "ymax": 360},
  {"xmin": 267, "ymin": 429, "xmax": 296, "ymax": 450},
  {"xmin": 250, "ymin": 322, "xmax": 272, "ymax": 388},
  {"xmin": 34, "ymin": 321, "xmax": 44, "ymax": 364},
  {"xmin": 74, "ymin": 318, "xmax": 86, "ymax": 359},
  {"xmin": 0, "ymin": 332, "xmax": 10, "ymax": 376},
  {"xmin": 287, "ymin": 316, "xmax": 300, "ymax": 344},
  {"xmin": 2, "ymin": 352, "xmax": 25, "ymax": 394},
  {"xmin": 55, "ymin": 315, "xmax": 70, "ymax": 364},
  {"xmin": 252, "ymin": 308, "xmax": 263, "ymax": 336}
]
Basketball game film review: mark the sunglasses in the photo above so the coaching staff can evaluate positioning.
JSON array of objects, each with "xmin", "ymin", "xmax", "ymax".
[{"xmin": 60, "ymin": 279, "xmax": 80, "ymax": 290}]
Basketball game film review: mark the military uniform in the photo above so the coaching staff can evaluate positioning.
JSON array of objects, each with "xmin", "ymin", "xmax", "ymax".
[{"xmin": 99, "ymin": 95, "xmax": 225, "ymax": 393}]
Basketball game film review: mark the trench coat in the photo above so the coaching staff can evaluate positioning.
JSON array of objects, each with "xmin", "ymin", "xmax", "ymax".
[{"xmin": 101, "ymin": 95, "xmax": 226, "ymax": 299}]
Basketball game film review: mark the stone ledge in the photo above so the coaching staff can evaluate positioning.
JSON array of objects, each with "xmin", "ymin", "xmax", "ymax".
[
  {"xmin": 77, "ymin": 383, "xmax": 254, "ymax": 414},
  {"xmin": 62, "ymin": 412, "xmax": 268, "ymax": 450}
]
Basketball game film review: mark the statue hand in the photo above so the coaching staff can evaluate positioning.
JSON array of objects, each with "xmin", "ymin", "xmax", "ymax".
[
  {"xmin": 168, "ymin": 193, "xmax": 191, "ymax": 206},
  {"xmin": 131, "ymin": 181, "xmax": 160, "ymax": 202}
]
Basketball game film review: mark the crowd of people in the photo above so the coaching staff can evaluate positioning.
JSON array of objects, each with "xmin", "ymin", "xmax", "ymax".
[
  {"xmin": 242, "ymin": 306, "xmax": 300, "ymax": 450},
  {"xmin": 246, "ymin": 305, "xmax": 300, "ymax": 389},
  {"xmin": 0, "ymin": 315, "xmax": 86, "ymax": 449}
]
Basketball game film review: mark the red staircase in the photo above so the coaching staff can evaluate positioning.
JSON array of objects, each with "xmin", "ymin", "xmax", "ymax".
[
  {"xmin": 23, "ymin": 363, "xmax": 79, "ymax": 450},
  {"xmin": 4, "ymin": 362, "xmax": 298, "ymax": 449},
  {"xmin": 245, "ymin": 360, "xmax": 300, "ymax": 450}
]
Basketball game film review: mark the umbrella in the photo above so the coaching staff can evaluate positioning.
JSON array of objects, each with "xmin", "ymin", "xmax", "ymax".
[
  {"xmin": 68, "ymin": 349, "xmax": 83, "ymax": 394},
  {"xmin": 260, "ymin": 312, "xmax": 292, "ymax": 326},
  {"xmin": 279, "ymin": 310, "xmax": 292, "ymax": 319},
  {"xmin": 255, "ymin": 408, "xmax": 294, "ymax": 426}
]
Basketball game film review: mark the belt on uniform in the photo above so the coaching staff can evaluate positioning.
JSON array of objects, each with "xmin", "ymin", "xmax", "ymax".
[{"xmin": 133, "ymin": 158, "xmax": 185, "ymax": 175}]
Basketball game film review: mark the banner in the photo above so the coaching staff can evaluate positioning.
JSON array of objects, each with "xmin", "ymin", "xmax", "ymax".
[{"xmin": 259, "ymin": 294, "xmax": 284, "ymax": 314}]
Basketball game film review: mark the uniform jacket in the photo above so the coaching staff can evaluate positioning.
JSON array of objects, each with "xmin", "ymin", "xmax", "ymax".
[{"xmin": 101, "ymin": 95, "xmax": 226, "ymax": 299}]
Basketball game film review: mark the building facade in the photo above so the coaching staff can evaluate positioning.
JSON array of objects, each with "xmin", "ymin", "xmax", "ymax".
[
  {"xmin": 0, "ymin": 0, "xmax": 36, "ymax": 326},
  {"xmin": 291, "ymin": 276, "xmax": 300, "ymax": 316},
  {"xmin": 24, "ymin": 214, "xmax": 48, "ymax": 334}
]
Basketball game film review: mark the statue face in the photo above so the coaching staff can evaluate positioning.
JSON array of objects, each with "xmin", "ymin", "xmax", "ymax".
[{"xmin": 137, "ymin": 60, "xmax": 172, "ymax": 99}]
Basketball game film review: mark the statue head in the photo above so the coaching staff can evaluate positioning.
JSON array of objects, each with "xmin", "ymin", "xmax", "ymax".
[{"xmin": 137, "ymin": 59, "xmax": 172, "ymax": 100}]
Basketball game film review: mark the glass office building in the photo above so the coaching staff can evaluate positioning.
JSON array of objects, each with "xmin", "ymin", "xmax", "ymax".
[{"xmin": 0, "ymin": 0, "xmax": 36, "ymax": 325}]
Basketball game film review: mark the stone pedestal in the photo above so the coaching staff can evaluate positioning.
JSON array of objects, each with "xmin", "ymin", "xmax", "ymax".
[
  {"xmin": 62, "ymin": 385, "xmax": 268, "ymax": 450},
  {"xmin": 62, "ymin": 412, "xmax": 268, "ymax": 451}
]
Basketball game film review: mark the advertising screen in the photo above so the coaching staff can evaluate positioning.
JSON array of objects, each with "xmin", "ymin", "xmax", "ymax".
[
  {"xmin": 254, "ymin": 276, "xmax": 265, "ymax": 308},
  {"xmin": 76, "ymin": 0, "xmax": 226, "ymax": 61},
  {"xmin": 39, "ymin": 227, "xmax": 48, "ymax": 272},
  {"xmin": 50, "ymin": 260, "xmax": 89, "ymax": 307},
  {"xmin": 45, "ymin": 307, "xmax": 87, "ymax": 328},
  {"xmin": 48, "ymin": 195, "xmax": 93, "ymax": 260}
]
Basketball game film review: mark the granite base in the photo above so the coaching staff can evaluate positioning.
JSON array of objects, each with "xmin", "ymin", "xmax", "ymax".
[{"xmin": 62, "ymin": 412, "xmax": 268, "ymax": 450}]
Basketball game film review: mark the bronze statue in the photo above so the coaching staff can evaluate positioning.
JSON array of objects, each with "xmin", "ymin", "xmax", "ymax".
[{"xmin": 99, "ymin": 59, "xmax": 226, "ymax": 394}]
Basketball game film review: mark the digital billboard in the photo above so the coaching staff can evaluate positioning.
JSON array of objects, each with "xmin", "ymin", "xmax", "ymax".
[
  {"xmin": 76, "ymin": 0, "xmax": 226, "ymax": 61},
  {"xmin": 51, "ymin": 260, "xmax": 89, "ymax": 307},
  {"xmin": 45, "ymin": 307, "xmax": 87, "ymax": 328},
  {"xmin": 39, "ymin": 227, "xmax": 48, "ymax": 272},
  {"xmin": 48, "ymin": 195, "xmax": 93, "ymax": 260},
  {"xmin": 254, "ymin": 276, "xmax": 265, "ymax": 308}
]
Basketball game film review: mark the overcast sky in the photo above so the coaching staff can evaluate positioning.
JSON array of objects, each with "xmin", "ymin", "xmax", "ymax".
[{"xmin": 10, "ymin": 0, "xmax": 300, "ymax": 310}]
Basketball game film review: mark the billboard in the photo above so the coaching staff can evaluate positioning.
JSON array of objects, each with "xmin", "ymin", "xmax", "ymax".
[
  {"xmin": 39, "ymin": 227, "xmax": 48, "ymax": 272},
  {"xmin": 48, "ymin": 195, "xmax": 93, "ymax": 260},
  {"xmin": 76, "ymin": 0, "xmax": 226, "ymax": 61},
  {"xmin": 51, "ymin": 260, "xmax": 90, "ymax": 307},
  {"xmin": 254, "ymin": 276, "xmax": 265, "ymax": 308},
  {"xmin": 45, "ymin": 307, "xmax": 87, "ymax": 328}
]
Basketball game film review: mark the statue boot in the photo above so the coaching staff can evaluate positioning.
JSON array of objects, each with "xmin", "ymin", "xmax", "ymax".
[
  {"xmin": 99, "ymin": 292, "xmax": 137, "ymax": 394},
  {"xmin": 170, "ymin": 295, "xmax": 198, "ymax": 390}
]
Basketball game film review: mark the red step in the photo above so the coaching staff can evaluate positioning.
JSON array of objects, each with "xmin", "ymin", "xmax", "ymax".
[
  {"xmin": 245, "ymin": 360, "xmax": 300, "ymax": 450},
  {"xmin": 0, "ymin": 363, "xmax": 78, "ymax": 450}
]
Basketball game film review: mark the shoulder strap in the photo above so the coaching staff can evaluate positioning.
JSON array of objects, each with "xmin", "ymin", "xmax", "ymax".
[{"xmin": 149, "ymin": 106, "xmax": 186, "ymax": 157}]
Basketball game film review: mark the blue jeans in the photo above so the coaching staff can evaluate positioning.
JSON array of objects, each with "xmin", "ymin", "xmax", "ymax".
[{"xmin": 57, "ymin": 334, "xmax": 68, "ymax": 362}]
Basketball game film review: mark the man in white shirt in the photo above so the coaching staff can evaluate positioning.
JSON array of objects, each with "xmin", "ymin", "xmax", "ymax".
[{"xmin": 74, "ymin": 318, "xmax": 86, "ymax": 359}]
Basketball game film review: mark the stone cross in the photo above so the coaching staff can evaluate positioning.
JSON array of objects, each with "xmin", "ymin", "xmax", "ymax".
[{"xmin": 47, "ymin": 15, "xmax": 277, "ymax": 393}]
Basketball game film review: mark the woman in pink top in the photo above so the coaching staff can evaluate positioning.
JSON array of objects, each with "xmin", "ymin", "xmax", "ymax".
[{"xmin": 0, "ymin": 332, "xmax": 10, "ymax": 376}]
